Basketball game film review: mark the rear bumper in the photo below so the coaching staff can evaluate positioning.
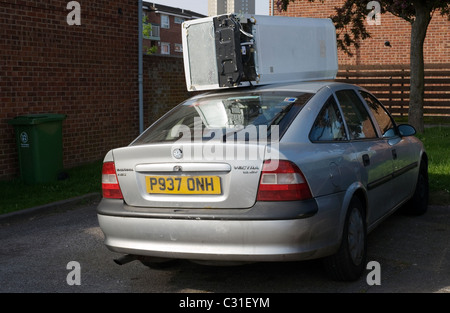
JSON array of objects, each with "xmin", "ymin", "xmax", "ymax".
[
  {"xmin": 97, "ymin": 198, "xmax": 340, "ymax": 262},
  {"xmin": 97, "ymin": 198, "xmax": 318, "ymax": 220}
]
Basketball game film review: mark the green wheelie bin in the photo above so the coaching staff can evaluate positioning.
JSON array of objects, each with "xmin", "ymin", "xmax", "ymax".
[{"xmin": 8, "ymin": 114, "xmax": 67, "ymax": 184}]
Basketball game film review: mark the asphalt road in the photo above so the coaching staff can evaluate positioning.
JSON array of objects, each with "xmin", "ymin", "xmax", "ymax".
[{"xmin": 1, "ymin": 197, "xmax": 449, "ymax": 295}]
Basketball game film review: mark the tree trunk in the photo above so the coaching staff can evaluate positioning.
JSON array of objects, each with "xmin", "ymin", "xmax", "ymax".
[{"xmin": 408, "ymin": 1, "xmax": 431, "ymax": 134}]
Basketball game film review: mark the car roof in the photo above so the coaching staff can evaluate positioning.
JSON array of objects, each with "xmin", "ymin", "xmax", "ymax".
[
  {"xmin": 254, "ymin": 80, "xmax": 341, "ymax": 93},
  {"xmin": 192, "ymin": 81, "xmax": 357, "ymax": 99}
]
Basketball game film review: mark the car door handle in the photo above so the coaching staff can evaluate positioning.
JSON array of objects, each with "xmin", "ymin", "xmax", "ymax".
[
  {"xmin": 392, "ymin": 149, "xmax": 398, "ymax": 160},
  {"xmin": 362, "ymin": 154, "xmax": 370, "ymax": 167}
]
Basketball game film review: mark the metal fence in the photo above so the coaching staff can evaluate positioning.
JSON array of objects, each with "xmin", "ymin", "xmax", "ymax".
[{"xmin": 335, "ymin": 64, "xmax": 450, "ymax": 117}]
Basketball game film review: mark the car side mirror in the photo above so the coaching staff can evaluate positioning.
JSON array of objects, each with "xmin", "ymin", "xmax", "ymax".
[{"xmin": 397, "ymin": 124, "xmax": 416, "ymax": 137}]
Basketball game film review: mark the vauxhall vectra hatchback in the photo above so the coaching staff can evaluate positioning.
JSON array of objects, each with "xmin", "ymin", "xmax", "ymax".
[{"xmin": 97, "ymin": 81, "xmax": 428, "ymax": 281}]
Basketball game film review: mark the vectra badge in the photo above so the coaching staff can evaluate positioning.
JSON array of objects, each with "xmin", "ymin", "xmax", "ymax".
[{"xmin": 173, "ymin": 148, "xmax": 183, "ymax": 159}]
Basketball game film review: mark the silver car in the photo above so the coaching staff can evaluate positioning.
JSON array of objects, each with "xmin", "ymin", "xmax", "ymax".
[{"xmin": 97, "ymin": 81, "xmax": 428, "ymax": 281}]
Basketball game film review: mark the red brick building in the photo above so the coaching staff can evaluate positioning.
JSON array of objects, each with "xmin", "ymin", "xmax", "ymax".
[
  {"xmin": 143, "ymin": 2, "xmax": 206, "ymax": 56},
  {"xmin": 272, "ymin": 0, "xmax": 450, "ymax": 65}
]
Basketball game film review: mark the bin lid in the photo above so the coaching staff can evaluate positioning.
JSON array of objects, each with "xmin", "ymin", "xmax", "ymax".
[{"xmin": 8, "ymin": 114, "xmax": 67, "ymax": 125}]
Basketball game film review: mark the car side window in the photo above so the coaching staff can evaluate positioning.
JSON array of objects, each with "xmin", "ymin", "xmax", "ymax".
[
  {"xmin": 335, "ymin": 89, "xmax": 378, "ymax": 140},
  {"xmin": 359, "ymin": 91, "xmax": 398, "ymax": 138},
  {"xmin": 309, "ymin": 96, "xmax": 347, "ymax": 142}
]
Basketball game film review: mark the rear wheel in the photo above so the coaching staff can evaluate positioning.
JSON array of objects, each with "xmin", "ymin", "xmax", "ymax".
[{"xmin": 323, "ymin": 196, "xmax": 367, "ymax": 281}]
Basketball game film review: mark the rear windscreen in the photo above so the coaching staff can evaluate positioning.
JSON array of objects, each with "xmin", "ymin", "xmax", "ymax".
[{"xmin": 132, "ymin": 91, "xmax": 313, "ymax": 145}]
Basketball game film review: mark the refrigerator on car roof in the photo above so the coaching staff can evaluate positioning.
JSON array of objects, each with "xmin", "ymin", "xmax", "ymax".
[{"xmin": 181, "ymin": 14, "xmax": 339, "ymax": 92}]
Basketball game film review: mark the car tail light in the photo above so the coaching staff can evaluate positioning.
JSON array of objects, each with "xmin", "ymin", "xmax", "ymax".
[
  {"xmin": 257, "ymin": 160, "xmax": 312, "ymax": 201},
  {"xmin": 102, "ymin": 162, "xmax": 123, "ymax": 199}
]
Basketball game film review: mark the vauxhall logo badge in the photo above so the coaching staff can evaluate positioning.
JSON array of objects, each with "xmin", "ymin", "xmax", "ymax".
[{"xmin": 173, "ymin": 148, "xmax": 183, "ymax": 159}]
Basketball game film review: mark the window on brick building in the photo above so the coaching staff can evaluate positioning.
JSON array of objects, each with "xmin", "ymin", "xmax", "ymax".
[
  {"xmin": 161, "ymin": 42, "xmax": 170, "ymax": 55},
  {"xmin": 161, "ymin": 14, "xmax": 170, "ymax": 29},
  {"xmin": 174, "ymin": 43, "xmax": 183, "ymax": 53},
  {"xmin": 174, "ymin": 17, "xmax": 184, "ymax": 24}
]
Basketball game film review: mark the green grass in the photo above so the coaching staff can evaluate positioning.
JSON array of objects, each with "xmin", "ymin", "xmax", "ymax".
[
  {"xmin": 0, "ymin": 160, "xmax": 103, "ymax": 215},
  {"xmin": 417, "ymin": 126, "xmax": 450, "ymax": 205},
  {"xmin": 0, "ymin": 126, "xmax": 449, "ymax": 215}
]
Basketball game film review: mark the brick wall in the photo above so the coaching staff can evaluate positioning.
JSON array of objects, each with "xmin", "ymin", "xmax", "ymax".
[
  {"xmin": 274, "ymin": 0, "xmax": 450, "ymax": 65},
  {"xmin": 1, "ymin": 0, "xmax": 139, "ymax": 179},
  {"xmin": 143, "ymin": 54, "xmax": 193, "ymax": 127}
]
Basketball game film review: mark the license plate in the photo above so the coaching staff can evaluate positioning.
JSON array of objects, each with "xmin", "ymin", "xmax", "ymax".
[{"xmin": 145, "ymin": 176, "xmax": 222, "ymax": 195}]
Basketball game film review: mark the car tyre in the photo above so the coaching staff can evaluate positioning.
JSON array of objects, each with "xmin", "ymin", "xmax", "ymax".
[
  {"xmin": 323, "ymin": 196, "xmax": 367, "ymax": 281},
  {"xmin": 402, "ymin": 160, "xmax": 428, "ymax": 216}
]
